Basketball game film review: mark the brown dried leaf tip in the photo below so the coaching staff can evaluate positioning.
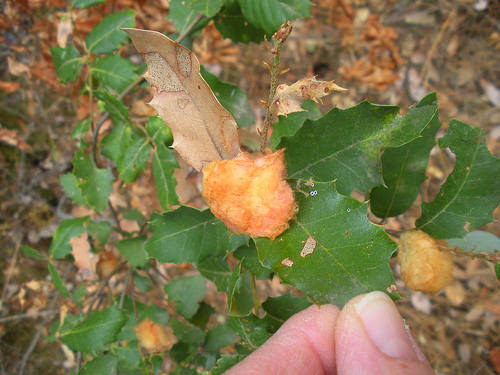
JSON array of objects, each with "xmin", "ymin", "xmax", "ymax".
[
  {"xmin": 398, "ymin": 230, "xmax": 454, "ymax": 293},
  {"xmin": 270, "ymin": 77, "xmax": 347, "ymax": 117}
]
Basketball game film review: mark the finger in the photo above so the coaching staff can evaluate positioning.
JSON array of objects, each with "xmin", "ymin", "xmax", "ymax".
[
  {"xmin": 224, "ymin": 304, "xmax": 340, "ymax": 375},
  {"xmin": 335, "ymin": 291, "xmax": 435, "ymax": 375}
]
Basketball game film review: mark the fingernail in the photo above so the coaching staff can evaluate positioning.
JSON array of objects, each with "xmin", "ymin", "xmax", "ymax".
[{"xmin": 355, "ymin": 291, "xmax": 422, "ymax": 361}]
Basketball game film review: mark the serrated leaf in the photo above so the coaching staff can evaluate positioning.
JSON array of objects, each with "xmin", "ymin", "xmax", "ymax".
[
  {"xmin": 48, "ymin": 262, "xmax": 70, "ymax": 298},
  {"xmin": 255, "ymin": 181, "xmax": 397, "ymax": 307},
  {"xmin": 22, "ymin": 245, "xmax": 45, "ymax": 260},
  {"xmin": 227, "ymin": 262, "xmax": 253, "ymax": 316},
  {"xmin": 116, "ymin": 236, "xmax": 148, "ymax": 268},
  {"xmin": 165, "ymin": 275, "xmax": 207, "ymax": 319},
  {"xmin": 197, "ymin": 255, "xmax": 232, "ymax": 291},
  {"xmin": 50, "ymin": 45, "xmax": 83, "ymax": 83},
  {"xmin": 233, "ymin": 240, "xmax": 272, "ymax": 279},
  {"xmin": 211, "ymin": 354, "xmax": 246, "ymax": 375},
  {"xmin": 200, "ymin": 66, "xmax": 255, "ymax": 128},
  {"xmin": 73, "ymin": 151, "xmax": 114, "ymax": 212},
  {"xmin": 281, "ymin": 101, "xmax": 437, "ymax": 196},
  {"xmin": 145, "ymin": 206, "xmax": 235, "ymax": 265},
  {"xmin": 60, "ymin": 172, "xmax": 86, "ymax": 206},
  {"xmin": 370, "ymin": 93, "xmax": 440, "ymax": 219},
  {"xmin": 167, "ymin": 0, "xmax": 211, "ymax": 36},
  {"xmin": 71, "ymin": 118, "xmax": 91, "ymax": 148},
  {"xmin": 61, "ymin": 305, "xmax": 127, "ymax": 353},
  {"xmin": 94, "ymin": 89, "xmax": 130, "ymax": 125},
  {"xmin": 182, "ymin": 0, "xmax": 226, "ymax": 17},
  {"xmin": 152, "ymin": 143, "xmax": 179, "ymax": 208},
  {"xmin": 49, "ymin": 217, "xmax": 88, "ymax": 259},
  {"xmin": 190, "ymin": 301, "xmax": 215, "ymax": 329},
  {"xmin": 147, "ymin": 115, "xmax": 173, "ymax": 146},
  {"xmin": 204, "ymin": 324, "xmax": 237, "ymax": 353},
  {"xmin": 214, "ymin": 1, "xmax": 268, "ymax": 43},
  {"xmin": 270, "ymin": 100, "xmax": 321, "ymax": 148},
  {"xmin": 92, "ymin": 54, "xmax": 138, "ymax": 94},
  {"xmin": 262, "ymin": 293, "xmax": 311, "ymax": 334},
  {"xmin": 79, "ymin": 353, "xmax": 119, "ymax": 375},
  {"xmin": 86, "ymin": 10, "xmax": 135, "ymax": 54},
  {"xmin": 171, "ymin": 319, "xmax": 206, "ymax": 345},
  {"xmin": 228, "ymin": 313, "xmax": 270, "ymax": 350},
  {"xmin": 114, "ymin": 342, "xmax": 142, "ymax": 367},
  {"xmin": 416, "ymin": 120, "xmax": 500, "ymax": 239},
  {"xmin": 88, "ymin": 220, "xmax": 112, "ymax": 247},
  {"xmin": 238, "ymin": 0, "xmax": 312, "ymax": 35},
  {"xmin": 72, "ymin": 0, "xmax": 105, "ymax": 9},
  {"xmin": 447, "ymin": 230, "xmax": 500, "ymax": 254}
]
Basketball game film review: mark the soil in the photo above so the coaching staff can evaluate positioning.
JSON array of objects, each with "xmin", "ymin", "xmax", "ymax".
[{"xmin": 1, "ymin": 0, "xmax": 500, "ymax": 374}]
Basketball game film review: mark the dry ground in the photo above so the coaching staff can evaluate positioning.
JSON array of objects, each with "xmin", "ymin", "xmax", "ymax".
[{"xmin": 1, "ymin": 0, "xmax": 500, "ymax": 374}]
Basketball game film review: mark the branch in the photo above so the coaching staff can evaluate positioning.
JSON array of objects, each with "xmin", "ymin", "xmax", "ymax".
[{"xmin": 260, "ymin": 21, "xmax": 292, "ymax": 153}]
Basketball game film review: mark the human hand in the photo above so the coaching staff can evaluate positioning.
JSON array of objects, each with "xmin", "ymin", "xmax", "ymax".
[{"xmin": 224, "ymin": 291, "xmax": 435, "ymax": 375}]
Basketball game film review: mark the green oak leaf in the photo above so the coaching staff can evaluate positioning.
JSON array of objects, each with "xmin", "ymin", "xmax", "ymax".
[
  {"xmin": 50, "ymin": 45, "xmax": 83, "ymax": 83},
  {"xmin": 73, "ymin": 151, "xmax": 114, "ymax": 212},
  {"xmin": 280, "ymin": 101, "xmax": 437, "ymax": 196},
  {"xmin": 204, "ymin": 324, "xmax": 237, "ymax": 353},
  {"xmin": 214, "ymin": 1, "xmax": 268, "ymax": 43},
  {"xmin": 165, "ymin": 275, "xmax": 207, "ymax": 319},
  {"xmin": 116, "ymin": 236, "xmax": 148, "ymax": 268},
  {"xmin": 48, "ymin": 262, "xmax": 71, "ymax": 298},
  {"xmin": 72, "ymin": 0, "xmax": 105, "ymax": 9},
  {"xmin": 78, "ymin": 353, "xmax": 118, "ymax": 375},
  {"xmin": 237, "ymin": 0, "xmax": 312, "ymax": 35},
  {"xmin": 416, "ymin": 120, "xmax": 500, "ymax": 239},
  {"xmin": 92, "ymin": 54, "xmax": 138, "ymax": 94},
  {"xmin": 370, "ymin": 93, "xmax": 440, "ymax": 219},
  {"xmin": 270, "ymin": 100, "xmax": 321, "ymax": 149},
  {"xmin": 145, "ymin": 206, "xmax": 238, "ymax": 266},
  {"xmin": 86, "ymin": 10, "xmax": 135, "ymax": 54},
  {"xmin": 49, "ymin": 217, "xmax": 88, "ymax": 259},
  {"xmin": 61, "ymin": 305, "xmax": 127, "ymax": 353},
  {"xmin": 262, "ymin": 293, "xmax": 311, "ymax": 333},
  {"xmin": 228, "ymin": 313, "xmax": 270, "ymax": 350},
  {"xmin": 255, "ymin": 181, "xmax": 397, "ymax": 307},
  {"xmin": 167, "ymin": 0, "xmax": 211, "ymax": 36}
]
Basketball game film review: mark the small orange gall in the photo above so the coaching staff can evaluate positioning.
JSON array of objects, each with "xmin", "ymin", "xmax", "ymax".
[
  {"xmin": 201, "ymin": 149, "xmax": 297, "ymax": 240},
  {"xmin": 398, "ymin": 230, "xmax": 453, "ymax": 293}
]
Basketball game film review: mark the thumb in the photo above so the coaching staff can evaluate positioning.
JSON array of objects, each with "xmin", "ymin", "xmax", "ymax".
[{"xmin": 335, "ymin": 291, "xmax": 435, "ymax": 375}]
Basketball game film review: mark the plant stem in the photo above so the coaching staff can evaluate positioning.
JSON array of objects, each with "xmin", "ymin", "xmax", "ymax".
[
  {"xmin": 250, "ymin": 274, "xmax": 262, "ymax": 316},
  {"xmin": 260, "ymin": 21, "xmax": 292, "ymax": 153}
]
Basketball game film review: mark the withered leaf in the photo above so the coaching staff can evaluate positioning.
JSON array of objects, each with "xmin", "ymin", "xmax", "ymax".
[
  {"xmin": 122, "ymin": 28, "xmax": 241, "ymax": 171},
  {"xmin": 270, "ymin": 77, "xmax": 347, "ymax": 117}
]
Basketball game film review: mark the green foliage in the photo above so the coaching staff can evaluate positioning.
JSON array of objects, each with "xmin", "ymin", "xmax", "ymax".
[
  {"xmin": 370, "ymin": 93, "xmax": 441, "ymax": 219},
  {"xmin": 256, "ymin": 181, "xmax": 397, "ymax": 307},
  {"xmin": 416, "ymin": 120, "xmax": 500, "ymax": 239},
  {"xmin": 280, "ymin": 96, "xmax": 438, "ymax": 196},
  {"xmin": 61, "ymin": 305, "xmax": 127, "ymax": 353},
  {"xmin": 42, "ymin": 0, "xmax": 500, "ymax": 374}
]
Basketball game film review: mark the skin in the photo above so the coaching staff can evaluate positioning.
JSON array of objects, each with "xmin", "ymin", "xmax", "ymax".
[{"xmin": 224, "ymin": 291, "xmax": 435, "ymax": 375}]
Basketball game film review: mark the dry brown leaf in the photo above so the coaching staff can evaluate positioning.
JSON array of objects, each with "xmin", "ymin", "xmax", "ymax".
[
  {"xmin": 70, "ymin": 233, "xmax": 97, "ymax": 280},
  {"xmin": 7, "ymin": 56, "xmax": 30, "ymax": 77},
  {"xmin": 270, "ymin": 77, "xmax": 347, "ymax": 117},
  {"xmin": 0, "ymin": 80, "xmax": 20, "ymax": 93},
  {"xmin": 57, "ymin": 14, "xmax": 73, "ymax": 48},
  {"xmin": 0, "ymin": 125, "xmax": 32, "ymax": 150},
  {"xmin": 122, "ymin": 28, "xmax": 241, "ymax": 171}
]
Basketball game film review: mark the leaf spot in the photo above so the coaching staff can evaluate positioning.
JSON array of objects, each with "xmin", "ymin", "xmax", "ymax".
[
  {"xmin": 310, "ymin": 190, "xmax": 318, "ymax": 196},
  {"xmin": 175, "ymin": 44, "xmax": 192, "ymax": 77},
  {"xmin": 177, "ymin": 99, "xmax": 190, "ymax": 109},
  {"xmin": 143, "ymin": 52, "xmax": 184, "ymax": 92},
  {"xmin": 300, "ymin": 235, "xmax": 317, "ymax": 258},
  {"xmin": 347, "ymin": 208, "xmax": 351, "ymax": 212},
  {"xmin": 386, "ymin": 284, "xmax": 398, "ymax": 294},
  {"xmin": 281, "ymin": 257, "xmax": 294, "ymax": 267}
]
